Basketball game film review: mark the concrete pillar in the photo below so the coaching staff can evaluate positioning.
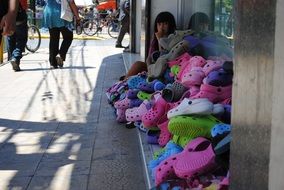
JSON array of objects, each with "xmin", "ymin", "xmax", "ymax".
[
  {"xmin": 269, "ymin": 0, "xmax": 284, "ymax": 189},
  {"xmin": 230, "ymin": 0, "xmax": 278, "ymax": 189}
]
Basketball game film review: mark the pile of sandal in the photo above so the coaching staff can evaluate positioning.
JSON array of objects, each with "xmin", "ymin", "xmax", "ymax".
[{"xmin": 106, "ymin": 29, "xmax": 233, "ymax": 189}]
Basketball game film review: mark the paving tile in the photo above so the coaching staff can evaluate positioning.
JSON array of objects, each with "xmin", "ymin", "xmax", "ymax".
[
  {"xmin": 0, "ymin": 172, "xmax": 31, "ymax": 190},
  {"xmin": 27, "ymin": 174, "xmax": 88, "ymax": 190},
  {"xmin": 0, "ymin": 159, "xmax": 40, "ymax": 177},
  {"xmin": 42, "ymin": 148, "xmax": 93, "ymax": 162},
  {"xmin": 34, "ymin": 160, "xmax": 91, "ymax": 177}
]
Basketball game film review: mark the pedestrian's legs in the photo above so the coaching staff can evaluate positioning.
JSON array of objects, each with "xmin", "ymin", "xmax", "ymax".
[
  {"xmin": 116, "ymin": 18, "xmax": 129, "ymax": 47},
  {"xmin": 59, "ymin": 27, "xmax": 73, "ymax": 61},
  {"xmin": 7, "ymin": 32, "xmax": 16, "ymax": 61},
  {"xmin": 49, "ymin": 27, "xmax": 60, "ymax": 67},
  {"xmin": 10, "ymin": 21, "xmax": 28, "ymax": 63}
]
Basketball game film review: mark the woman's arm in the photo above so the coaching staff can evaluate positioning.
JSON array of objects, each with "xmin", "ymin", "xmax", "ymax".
[
  {"xmin": 0, "ymin": 0, "xmax": 19, "ymax": 35},
  {"xmin": 69, "ymin": 0, "xmax": 80, "ymax": 21}
]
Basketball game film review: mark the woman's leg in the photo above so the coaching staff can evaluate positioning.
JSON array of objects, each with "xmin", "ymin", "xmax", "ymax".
[
  {"xmin": 59, "ymin": 27, "xmax": 73, "ymax": 61},
  {"xmin": 125, "ymin": 61, "xmax": 147, "ymax": 78},
  {"xmin": 49, "ymin": 27, "xmax": 60, "ymax": 67}
]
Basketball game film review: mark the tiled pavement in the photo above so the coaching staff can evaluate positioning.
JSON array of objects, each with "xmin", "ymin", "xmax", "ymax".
[{"xmin": 0, "ymin": 39, "xmax": 146, "ymax": 190}]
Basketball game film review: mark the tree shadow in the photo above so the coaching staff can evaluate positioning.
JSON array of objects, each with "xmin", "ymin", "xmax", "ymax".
[{"xmin": 0, "ymin": 38, "xmax": 129, "ymax": 190}]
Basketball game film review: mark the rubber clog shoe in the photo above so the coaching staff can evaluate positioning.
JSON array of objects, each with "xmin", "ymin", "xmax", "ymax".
[
  {"xmin": 172, "ymin": 135, "xmax": 193, "ymax": 148},
  {"xmin": 168, "ymin": 115, "xmax": 222, "ymax": 138},
  {"xmin": 114, "ymin": 98, "xmax": 142, "ymax": 109},
  {"xmin": 156, "ymin": 115, "xmax": 172, "ymax": 147},
  {"xmin": 167, "ymin": 98, "xmax": 214, "ymax": 119},
  {"xmin": 142, "ymin": 97, "xmax": 169, "ymax": 128},
  {"xmin": 148, "ymin": 141, "xmax": 183, "ymax": 173},
  {"xmin": 162, "ymin": 82, "xmax": 188, "ymax": 103},
  {"xmin": 114, "ymin": 98, "xmax": 131, "ymax": 109},
  {"xmin": 129, "ymin": 99, "xmax": 143, "ymax": 108},
  {"xmin": 191, "ymin": 84, "xmax": 232, "ymax": 103},
  {"xmin": 155, "ymin": 137, "xmax": 209, "ymax": 186},
  {"xmin": 170, "ymin": 65, "xmax": 180, "ymax": 77},
  {"xmin": 125, "ymin": 100, "xmax": 151, "ymax": 122},
  {"xmin": 137, "ymin": 79, "xmax": 165, "ymax": 93},
  {"xmin": 168, "ymin": 52, "xmax": 192, "ymax": 67},
  {"xmin": 173, "ymin": 138, "xmax": 216, "ymax": 179},
  {"xmin": 211, "ymin": 123, "xmax": 231, "ymax": 138},
  {"xmin": 202, "ymin": 60, "xmax": 223, "ymax": 76},
  {"xmin": 137, "ymin": 91, "xmax": 152, "ymax": 101},
  {"xmin": 127, "ymin": 89, "xmax": 140, "ymax": 99},
  {"xmin": 116, "ymin": 108, "xmax": 127, "ymax": 123},
  {"xmin": 203, "ymin": 69, "xmax": 233, "ymax": 87},
  {"xmin": 181, "ymin": 67, "xmax": 205, "ymax": 88},
  {"xmin": 147, "ymin": 129, "xmax": 160, "ymax": 144},
  {"xmin": 176, "ymin": 56, "xmax": 207, "ymax": 82},
  {"xmin": 127, "ymin": 75, "xmax": 146, "ymax": 89}
]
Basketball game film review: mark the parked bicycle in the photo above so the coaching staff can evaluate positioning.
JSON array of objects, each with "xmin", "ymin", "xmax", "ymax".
[
  {"xmin": 82, "ymin": 10, "xmax": 120, "ymax": 38},
  {"xmin": 26, "ymin": 9, "xmax": 41, "ymax": 53}
]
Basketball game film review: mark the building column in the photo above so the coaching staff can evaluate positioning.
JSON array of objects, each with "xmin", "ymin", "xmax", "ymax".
[{"xmin": 230, "ymin": 0, "xmax": 276, "ymax": 189}]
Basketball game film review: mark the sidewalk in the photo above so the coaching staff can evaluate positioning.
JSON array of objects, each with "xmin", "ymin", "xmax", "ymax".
[{"xmin": 0, "ymin": 39, "xmax": 146, "ymax": 190}]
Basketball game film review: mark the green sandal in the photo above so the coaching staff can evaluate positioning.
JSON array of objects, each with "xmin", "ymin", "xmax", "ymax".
[
  {"xmin": 169, "ymin": 115, "xmax": 222, "ymax": 139},
  {"xmin": 137, "ymin": 91, "xmax": 152, "ymax": 101},
  {"xmin": 172, "ymin": 135, "xmax": 192, "ymax": 148}
]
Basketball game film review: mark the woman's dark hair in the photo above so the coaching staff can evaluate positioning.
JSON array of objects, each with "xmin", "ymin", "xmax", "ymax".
[
  {"xmin": 188, "ymin": 12, "xmax": 210, "ymax": 30},
  {"xmin": 154, "ymin": 11, "xmax": 176, "ymax": 35}
]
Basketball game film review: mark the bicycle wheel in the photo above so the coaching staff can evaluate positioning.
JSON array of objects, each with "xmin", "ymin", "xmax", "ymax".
[
  {"xmin": 108, "ymin": 20, "xmax": 120, "ymax": 38},
  {"xmin": 26, "ymin": 25, "xmax": 41, "ymax": 53},
  {"xmin": 83, "ymin": 20, "xmax": 99, "ymax": 36}
]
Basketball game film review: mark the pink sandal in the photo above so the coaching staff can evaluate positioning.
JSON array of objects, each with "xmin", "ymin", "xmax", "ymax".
[
  {"xmin": 173, "ymin": 137, "xmax": 215, "ymax": 179},
  {"xmin": 168, "ymin": 52, "xmax": 192, "ymax": 67},
  {"xmin": 202, "ymin": 60, "xmax": 223, "ymax": 76},
  {"xmin": 191, "ymin": 84, "xmax": 232, "ymax": 103},
  {"xmin": 181, "ymin": 67, "xmax": 205, "ymax": 88},
  {"xmin": 142, "ymin": 96, "xmax": 170, "ymax": 128},
  {"xmin": 155, "ymin": 137, "xmax": 210, "ymax": 186},
  {"xmin": 116, "ymin": 108, "xmax": 126, "ymax": 123},
  {"xmin": 125, "ymin": 100, "xmax": 151, "ymax": 122},
  {"xmin": 156, "ymin": 115, "xmax": 172, "ymax": 147},
  {"xmin": 176, "ymin": 56, "xmax": 206, "ymax": 82}
]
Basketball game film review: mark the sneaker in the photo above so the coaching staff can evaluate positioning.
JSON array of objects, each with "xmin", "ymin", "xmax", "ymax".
[
  {"xmin": 50, "ymin": 64, "xmax": 58, "ymax": 69},
  {"xmin": 10, "ymin": 59, "xmax": 21, "ymax": 72},
  {"xmin": 56, "ymin": 55, "xmax": 64, "ymax": 68},
  {"xmin": 115, "ymin": 44, "xmax": 124, "ymax": 48}
]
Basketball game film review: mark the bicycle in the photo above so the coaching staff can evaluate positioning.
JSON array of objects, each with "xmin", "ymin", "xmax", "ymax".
[
  {"xmin": 26, "ymin": 9, "xmax": 41, "ymax": 53},
  {"xmin": 82, "ymin": 11, "xmax": 120, "ymax": 38}
]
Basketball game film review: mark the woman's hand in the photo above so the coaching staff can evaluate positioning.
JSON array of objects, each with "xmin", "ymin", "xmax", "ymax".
[
  {"xmin": 155, "ymin": 22, "xmax": 169, "ymax": 40},
  {"xmin": 0, "ymin": 12, "xmax": 17, "ymax": 36}
]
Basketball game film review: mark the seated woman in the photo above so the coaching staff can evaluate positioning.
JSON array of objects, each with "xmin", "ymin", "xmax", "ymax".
[{"xmin": 120, "ymin": 11, "xmax": 176, "ymax": 80}]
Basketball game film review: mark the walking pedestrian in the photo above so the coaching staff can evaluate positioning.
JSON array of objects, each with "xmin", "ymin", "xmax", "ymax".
[
  {"xmin": 115, "ymin": 0, "xmax": 129, "ymax": 48},
  {"xmin": 7, "ymin": 0, "xmax": 28, "ymax": 72},
  {"xmin": 43, "ymin": 0, "xmax": 80, "ymax": 69}
]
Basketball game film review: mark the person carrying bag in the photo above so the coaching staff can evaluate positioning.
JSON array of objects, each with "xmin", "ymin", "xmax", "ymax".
[{"xmin": 43, "ymin": 0, "xmax": 80, "ymax": 69}]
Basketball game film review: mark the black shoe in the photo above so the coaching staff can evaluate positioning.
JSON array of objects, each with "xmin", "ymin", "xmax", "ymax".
[
  {"xmin": 11, "ymin": 59, "xmax": 21, "ymax": 72},
  {"xmin": 50, "ymin": 64, "xmax": 58, "ymax": 69},
  {"xmin": 123, "ymin": 48, "xmax": 130, "ymax": 53},
  {"xmin": 115, "ymin": 44, "xmax": 124, "ymax": 48},
  {"xmin": 56, "ymin": 55, "xmax": 64, "ymax": 68}
]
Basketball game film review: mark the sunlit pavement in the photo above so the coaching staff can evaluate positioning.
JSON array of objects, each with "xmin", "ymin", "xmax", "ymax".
[{"xmin": 0, "ymin": 39, "xmax": 146, "ymax": 190}]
